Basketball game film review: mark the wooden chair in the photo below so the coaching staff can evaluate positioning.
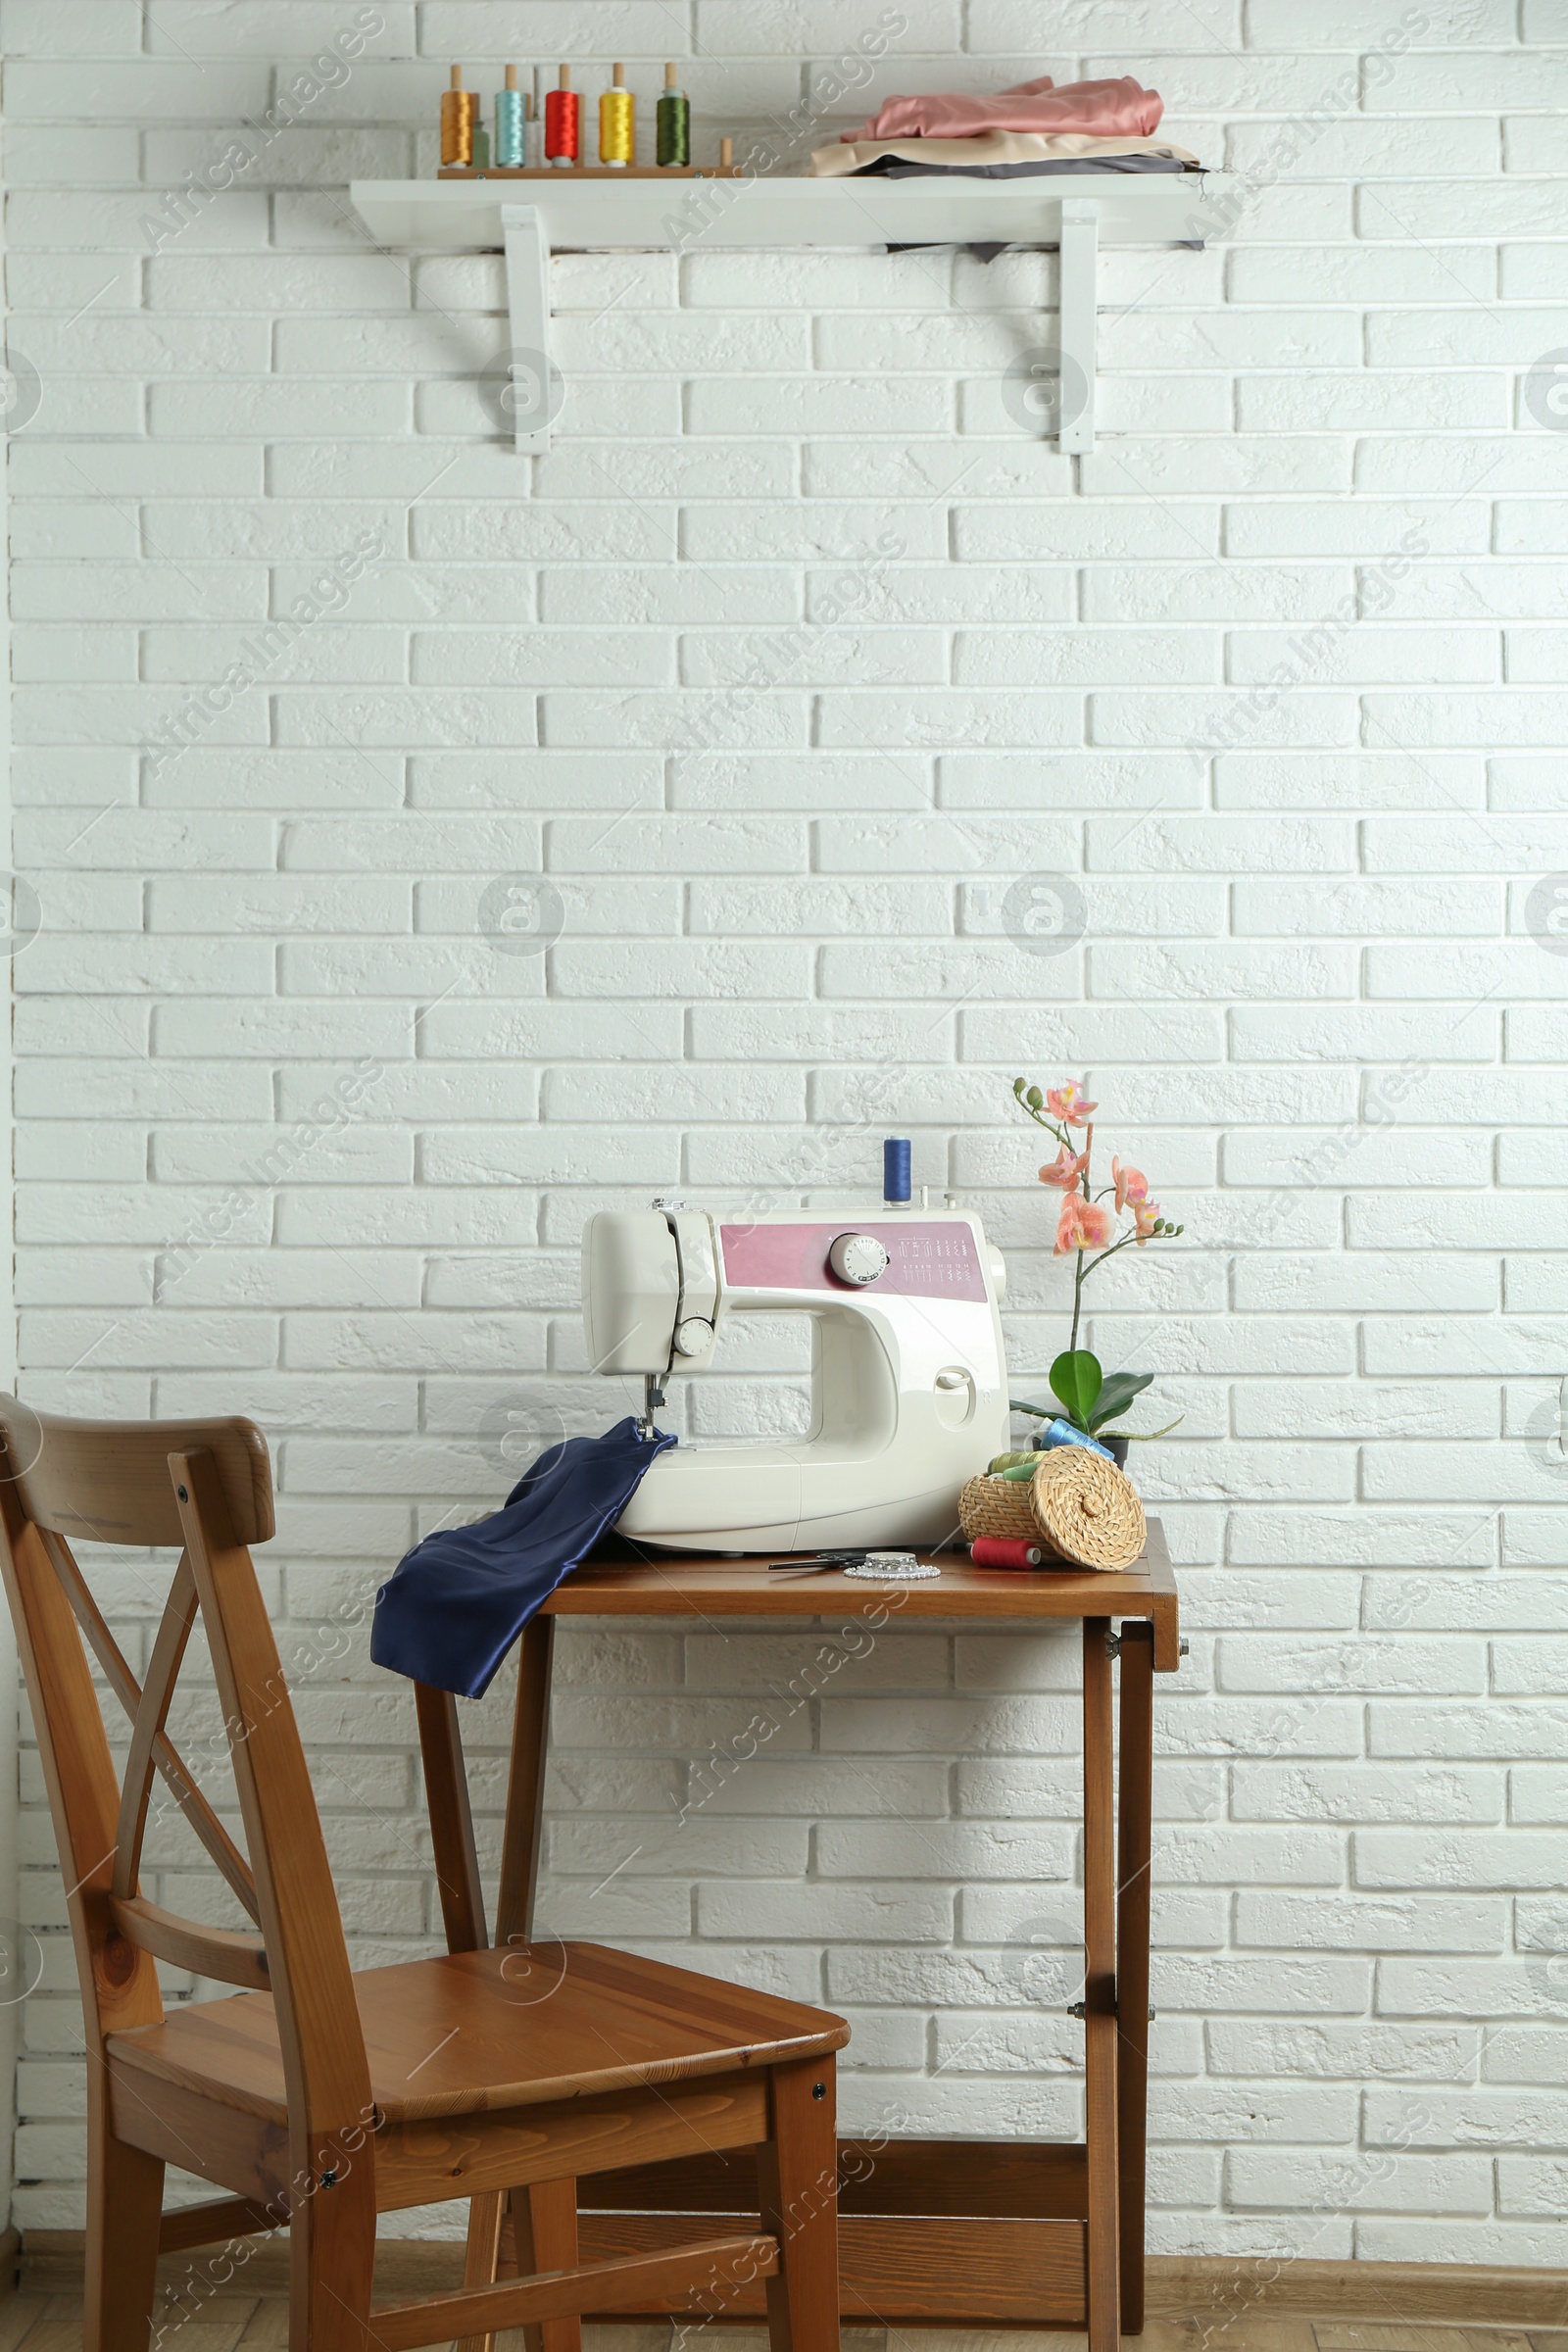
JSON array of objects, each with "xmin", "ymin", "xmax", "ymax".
[{"xmin": 0, "ymin": 1405, "xmax": 847, "ymax": 2352}]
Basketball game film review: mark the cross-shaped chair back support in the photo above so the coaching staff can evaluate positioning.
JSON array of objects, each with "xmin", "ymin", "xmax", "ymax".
[{"xmin": 0, "ymin": 1403, "xmax": 374, "ymax": 2178}]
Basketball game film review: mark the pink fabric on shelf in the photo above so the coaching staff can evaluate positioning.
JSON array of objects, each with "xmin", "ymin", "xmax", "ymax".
[{"xmin": 841, "ymin": 74, "xmax": 1163, "ymax": 144}]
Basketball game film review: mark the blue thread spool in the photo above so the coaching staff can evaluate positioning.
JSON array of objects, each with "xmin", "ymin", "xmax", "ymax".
[
  {"xmin": 496, "ymin": 66, "xmax": 525, "ymax": 167},
  {"xmin": 883, "ymin": 1137, "xmax": 911, "ymax": 1205}
]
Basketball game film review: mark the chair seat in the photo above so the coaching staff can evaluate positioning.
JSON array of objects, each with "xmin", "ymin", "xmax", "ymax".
[{"xmin": 107, "ymin": 1940, "xmax": 848, "ymax": 2127}]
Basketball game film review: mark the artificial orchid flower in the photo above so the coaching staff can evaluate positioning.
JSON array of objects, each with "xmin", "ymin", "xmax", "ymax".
[
  {"xmin": 1045, "ymin": 1080, "xmax": 1098, "ymax": 1125},
  {"xmin": 1055, "ymin": 1194, "xmax": 1113, "ymax": 1254},
  {"xmin": 1039, "ymin": 1147, "xmax": 1089, "ymax": 1190},
  {"xmin": 1113, "ymin": 1157, "xmax": 1150, "ymax": 1213},
  {"xmin": 1132, "ymin": 1200, "xmax": 1161, "ymax": 1244}
]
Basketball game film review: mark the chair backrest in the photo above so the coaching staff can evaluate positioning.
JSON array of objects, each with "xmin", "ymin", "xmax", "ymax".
[{"xmin": 0, "ymin": 1404, "xmax": 373, "ymax": 2154}]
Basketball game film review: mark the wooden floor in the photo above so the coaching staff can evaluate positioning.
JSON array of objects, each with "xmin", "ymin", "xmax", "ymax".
[{"xmin": 1, "ymin": 2308, "xmax": 1566, "ymax": 2352}]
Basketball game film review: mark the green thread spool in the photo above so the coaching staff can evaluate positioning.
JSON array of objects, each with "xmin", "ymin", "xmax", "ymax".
[{"xmin": 657, "ymin": 61, "xmax": 689, "ymax": 167}]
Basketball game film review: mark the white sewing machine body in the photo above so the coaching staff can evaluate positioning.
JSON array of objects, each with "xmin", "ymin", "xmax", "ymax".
[{"xmin": 582, "ymin": 1203, "xmax": 1009, "ymax": 1553}]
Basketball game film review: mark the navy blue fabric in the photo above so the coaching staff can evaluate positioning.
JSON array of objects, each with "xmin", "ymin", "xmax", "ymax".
[{"xmin": 371, "ymin": 1417, "xmax": 677, "ymax": 1699}]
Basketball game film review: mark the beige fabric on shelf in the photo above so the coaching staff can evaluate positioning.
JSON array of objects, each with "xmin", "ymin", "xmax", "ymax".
[{"xmin": 810, "ymin": 130, "xmax": 1200, "ymax": 176}]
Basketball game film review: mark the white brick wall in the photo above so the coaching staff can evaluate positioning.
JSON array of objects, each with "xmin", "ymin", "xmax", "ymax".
[{"xmin": 4, "ymin": 0, "xmax": 1568, "ymax": 2269}]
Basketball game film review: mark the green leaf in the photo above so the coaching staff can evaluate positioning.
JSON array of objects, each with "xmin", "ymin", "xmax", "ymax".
[
  {"xmin": 1049, "ymin": 1349, "xmax": 1102, "ymax": 1430},
  {"xmin": 1099, "ymin": 1415, "xmax": 1185, "ymax": 1443},
  {"xmin": 1008, "ymin": 1396, "xmax": 1055, "ymax": 1419},
  {"xmin": 1086, "ymin": 1371, "xmax": 1153, "ymax": 1430}
]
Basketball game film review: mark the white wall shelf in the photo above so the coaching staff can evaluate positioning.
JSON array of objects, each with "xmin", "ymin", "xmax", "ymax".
[{"xmin": 350, "ymin": 172, "xmax": 1214, "ymax": 457}]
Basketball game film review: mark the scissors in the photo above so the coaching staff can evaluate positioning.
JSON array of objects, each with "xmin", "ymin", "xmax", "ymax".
[{"xmin": 764, "ymin": 1550, "xmax": 871, "ymax": 1580}]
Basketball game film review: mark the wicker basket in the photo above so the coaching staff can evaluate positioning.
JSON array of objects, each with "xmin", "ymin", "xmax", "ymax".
[
  {"xmin": 958, "ymin": 1471, "xmax": 1044, "ymax": 1546},
  {"xmin": 959, "ymin": 1446, "xmax": 1147, "ymax": 1572}
]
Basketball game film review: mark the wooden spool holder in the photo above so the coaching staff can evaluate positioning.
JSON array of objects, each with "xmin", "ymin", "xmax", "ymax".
[{"xmin": 437, "ymin": 166, "xmax": 750, "ymax": 180}]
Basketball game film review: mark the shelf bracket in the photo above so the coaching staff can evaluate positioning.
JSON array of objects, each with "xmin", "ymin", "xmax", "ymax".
[
  {"xmin": 1057, "ymin": 197, "xmax": 1098, "ymax": 456},
  {"xmin": 500, "ymin": 202, "xmax": 551, "ymax": 455}
]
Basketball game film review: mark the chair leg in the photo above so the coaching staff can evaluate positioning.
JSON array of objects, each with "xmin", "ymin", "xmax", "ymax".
[
  {"xmin": 455, "ymin": 2190, "xmax": 508, "ymax": 2352},
  {"xmin": 289, "ymin": 2157, "xmax": 376, "ymax": 2350},
  {"xmin": 514, "ymin": 2176, "xmax": 581, "ymax": 2352},
  {"xmin": 85, "ymin": 2101, "xmax": 163, "ymax": 2352},
  {"xmin": 457, "ymin": 2177, "xmax": 580, "ymax": 2352},
  {"xmin": 758, "ymin": 2057, "xmax": 840, "ymax": 2352}
]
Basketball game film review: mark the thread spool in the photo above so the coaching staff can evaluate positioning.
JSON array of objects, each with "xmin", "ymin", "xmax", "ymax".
[
  {"xmin": 440, "ymin": 64, "xmax": 480, "ymax": 168},
  {"xmin": 495, "ymin": 63, "xmax": 525, "ymax": 168},
  {"xmin": 545, "ymin": 64, "xmax": 579, "ymax": 166},
  {"xmin": 883, "ymin": 1136, "xmax": 911, "ymax": 1205},
  {"xmin": 970, "ymin": 1538, "xmax": 1044, "ymax": 1570},
  {"xmin": 657, "ymin": 61, "xmax": 690, "ymax": 167},
  {"xmin": 600, "ymin": 61, "xmax": 634, "ymax": 166}
]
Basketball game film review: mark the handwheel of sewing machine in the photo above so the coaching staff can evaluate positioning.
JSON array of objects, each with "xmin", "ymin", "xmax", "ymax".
[{"xmin": 1030, "ymin": 1446, "xmax": 1147, "ymax": 1571}]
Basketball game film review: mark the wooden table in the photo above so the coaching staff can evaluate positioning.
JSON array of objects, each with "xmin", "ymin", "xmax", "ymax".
[{"xmin": 416, "ymin": 1523, "xmax": 1180, "ymax": 2351}]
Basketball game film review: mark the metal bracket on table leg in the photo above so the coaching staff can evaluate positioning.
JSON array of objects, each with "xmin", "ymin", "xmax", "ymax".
[
  {"xmin": 1057, "ymin": 197, "xmax": 1098, "ymax": 456},
  {"xmin": 1069, "ymin": 1988, "xmax": 1117, "ymax": 2020},
  {"xmin": 499, "ymin": 202, "xmax": 551, "ymax": 454}
]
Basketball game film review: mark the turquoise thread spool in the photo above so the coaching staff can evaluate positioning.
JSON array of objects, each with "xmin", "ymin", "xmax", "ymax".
[{"xmin": 495, "ymin": 62, "xmax": 525, "ymax": 167}]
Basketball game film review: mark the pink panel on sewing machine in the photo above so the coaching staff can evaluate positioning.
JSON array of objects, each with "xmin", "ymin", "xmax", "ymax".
[{"xmin": 718, "ymin": 1220, "xmax": 988, "ymax": 1300}]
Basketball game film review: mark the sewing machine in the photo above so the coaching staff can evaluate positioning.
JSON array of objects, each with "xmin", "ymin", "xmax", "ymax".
[{"xmin": 581, "ymin": 1176, "xmax": 1009, "ymax": 1553}]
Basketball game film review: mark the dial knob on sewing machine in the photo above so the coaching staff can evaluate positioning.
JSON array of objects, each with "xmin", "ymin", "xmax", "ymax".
[
  {"xmin": 673, "ymin": 1316, "xmax": 714, "ymax": 1356},
  {"xmin": 828, "ymin": 1232, "xmax": 889, "ymax": 1287}
]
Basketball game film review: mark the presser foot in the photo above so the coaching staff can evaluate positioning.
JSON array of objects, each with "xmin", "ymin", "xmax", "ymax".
[{"xmin": 638, "ymin": 1372, "xmax": 667, "ymax": 1442}]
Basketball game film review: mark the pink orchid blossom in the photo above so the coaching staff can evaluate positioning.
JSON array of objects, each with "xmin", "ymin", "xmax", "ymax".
[
  {"xmin": 1055, "ymin": 1194, "xmax": 1113, "ymax": 1255},
  {"xmin": 1045, "ymin": 1080, "xmax": 1098, "ymax": 1125},
  {"xmin": 1039, "ymin": 1147, "xmax": 1089, "ymax": 1190},
  {"xmin": 1113, "ymin": 1157, "xmax": 1150, "ymax": 1213},
  {"xmin": 1132, "ymin": 1200, "xmax": 1161, "ymax": 1244}
]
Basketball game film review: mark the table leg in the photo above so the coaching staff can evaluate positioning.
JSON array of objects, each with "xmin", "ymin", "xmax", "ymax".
[
  {"xmin": 415, "ymin": 1682, "xmax": 487, "ymax": 1951},
  {"xmin": 419, "ymin": 1618, "xmax": 558, "ymax": 2352},
  {"xmin": 496, "ymin": 1613, "xmax": 556, "ymax": 1945},
  {"xmin": 1082, "ymin": 1619, "xmax": 1121, "ymax": 2352},
  {"xmin": 415, "ymin": 1683, "xmax": 499, "ymax": 2351},
  {"xmin": 1116, "ymin": 1621, "xmax": 1153, "ymax": 2333},
  {"xmin": 494, "ymin": 1616, "xmax": 564, "ymax": 2352}
]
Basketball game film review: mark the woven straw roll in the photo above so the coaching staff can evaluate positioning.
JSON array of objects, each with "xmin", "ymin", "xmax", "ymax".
[
  {"xmin": 1029, "ymin": 1446, "xmax": 1145, "ymax": 1570},
  {"xmin": 958, "ymin": 1448, "xmax": 1146, "ymax": 1571}
]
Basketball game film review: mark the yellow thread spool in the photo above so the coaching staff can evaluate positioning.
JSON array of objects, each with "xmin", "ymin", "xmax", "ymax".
[
  {"xmin": 440, "ymin": 64, "xmax": 479, "ymax": 167},
  {"xmin": 600, "ymin": 62, "xmax": 634, "ymax": 166}
]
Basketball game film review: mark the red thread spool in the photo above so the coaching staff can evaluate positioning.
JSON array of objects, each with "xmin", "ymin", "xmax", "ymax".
[
  {"xmin": 545, "ymin": 83, "xmax": 580, "ymax": 163},
  {"xmin": 970, "ymin": 1537, "xmax": 1044, "ymax": 1570}
]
